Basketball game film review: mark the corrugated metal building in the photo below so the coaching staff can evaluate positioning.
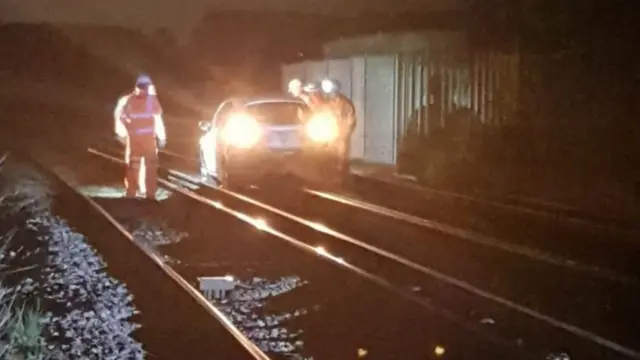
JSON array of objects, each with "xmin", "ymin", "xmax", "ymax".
[{"xmin": 281, "ymin": 31, "xmax": 519, "ymax": 166}]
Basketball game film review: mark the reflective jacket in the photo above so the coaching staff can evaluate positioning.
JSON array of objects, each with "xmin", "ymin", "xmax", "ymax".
[
  {"xmin": 115, "ymin": 93, "xmax": 166, "ymax": 141},
  {"xmin": 124, "ymin": 94, "xmax": 161, "ymax": 136},
  {"xmin": 114, "ymin": 92, "xmax": 166, "ymax": 160}
]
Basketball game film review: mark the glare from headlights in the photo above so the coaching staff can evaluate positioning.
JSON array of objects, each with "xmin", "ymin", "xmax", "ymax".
[
  {"xmin": 221, "ymin": 113, "xmax": 262, "ymax": 148},
  {"xmin": 305, "ymin": 113, "xmax": 339, "ymax": 143}
]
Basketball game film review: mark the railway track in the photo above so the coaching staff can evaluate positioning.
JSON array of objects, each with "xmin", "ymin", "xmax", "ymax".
[
  {"xmin": 6, "ymin": 122, "xmax": 639, "ymax": 359},
  {"xmin": 68, "ymin": 149, "xmax": 524, "ymax": 359},
  {"xmin": 155, "ymin": 144, "xmax": 638, "ymax": 235},
  {"xmin": 350, "ymin": 170, "xmax": 637, "ymax": 231},
  {"xmin": 88, "ymin": 147, "xmax": 640, "ymax": 360},
  {"xmin": 153, "ymin": 146, "xmax": 640, "ymax": 280},
  {"xmin": 348, "ymin": 173, "xmax": 639, "ymax": 238},
  {"xmin": 6, "ymin": 151, "xmax": 268, "ymax": 360}
]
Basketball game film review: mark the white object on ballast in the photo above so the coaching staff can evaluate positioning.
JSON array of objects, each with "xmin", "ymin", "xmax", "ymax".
[{"xmin": 198, "ymin": 275, "xmax": 236, "ymax": 300}]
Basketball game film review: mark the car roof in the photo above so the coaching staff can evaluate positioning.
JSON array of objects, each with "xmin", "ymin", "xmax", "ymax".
[{"xmin": 224, "ymin": 95, "xmax": 306, "ymax": 107}]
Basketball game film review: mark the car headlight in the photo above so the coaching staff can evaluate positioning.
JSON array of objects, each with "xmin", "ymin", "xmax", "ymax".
[
  {"xmin": 305, "ymin": 113, "xmax": 339, "ymax": 143},
  {"xmin": 221, "ymin": 113, "xmax": 262, "ymax": 148}
]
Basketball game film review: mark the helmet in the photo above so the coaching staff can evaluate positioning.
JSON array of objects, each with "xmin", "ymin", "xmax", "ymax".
[
  {"xmin": 287, "ymin": 78, "xmax": 303, "ymax": 95},
  {"xmin": 321, "ymin": 78, "xmax": 340, "ymax": 94},
  {"xmin": 135, "ymin": 74, "xmax": 153, "ymax": 87}
]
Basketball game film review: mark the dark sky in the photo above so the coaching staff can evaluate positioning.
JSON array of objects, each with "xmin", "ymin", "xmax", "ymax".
[{"xmin": 0, "ymin": 0, "xmax": 464, "ymax": 42}]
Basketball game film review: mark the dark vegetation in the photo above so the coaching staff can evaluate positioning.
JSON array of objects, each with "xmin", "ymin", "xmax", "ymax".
[{"xmin": 397, "ymin": 1, "xmax": 638, "ymax": 214}]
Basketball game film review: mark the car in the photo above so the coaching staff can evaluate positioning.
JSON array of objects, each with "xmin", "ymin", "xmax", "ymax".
[{"xmin": 198, "ymin": 95, "xmax": 345, "ymax": 190}]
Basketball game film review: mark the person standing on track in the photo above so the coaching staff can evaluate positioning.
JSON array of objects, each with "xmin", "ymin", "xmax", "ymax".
[
  {"xmin": 321, "ymin": 78, "xmax": 356, "ymax": 175},
  {"xmin": 301, "ymin": 81, "xmax": 327, "ymax": 111},
  {"xmin": 287, "ymin": 78, "xmax": 325, "ymax": 109},
  {"xmin": 287, "ymin": 78, "xmax": 330, "ymax": 126},
  {"xmin": 287, "ymin": 78, "xmax": 307, "ymax": 102},
  {"xmin": 114, "ymin": 74, "xmax": 167, "ymax": 200}
]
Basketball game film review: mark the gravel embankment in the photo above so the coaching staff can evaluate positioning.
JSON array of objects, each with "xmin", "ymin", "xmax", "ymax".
[{"xmin": 0, "ymin": 153, "xmax": 143, "ymax": 359}]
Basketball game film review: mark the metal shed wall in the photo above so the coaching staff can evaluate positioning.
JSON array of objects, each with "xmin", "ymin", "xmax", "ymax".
[
  {"xmin": 363, "ymin": 56, "xmax": 397, "ymax": 164},
  {"xmin": 349, "ymin": 58, "xmax": 366, "ymax": 160},
  {"xmin": 281, "ymin": 31, "xmax": 519, "ymax": 166}
]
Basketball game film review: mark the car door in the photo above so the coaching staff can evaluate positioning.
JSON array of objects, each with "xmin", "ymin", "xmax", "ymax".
[
  {"xmin": 212, "ymin": 100, "xmax": 235, "ymax": 128},
  {"xmin": 212, "ymin": 100, "xmax": 237, "ymax": 169}
]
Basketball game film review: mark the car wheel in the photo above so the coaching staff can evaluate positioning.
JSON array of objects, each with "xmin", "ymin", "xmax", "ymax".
[
  {"xmin": 220, "ymin": 170, "xmax": 246, "ymax": 192},
  {"xmin": 223, "ymin": 178, "xmax": 246, "ymax": 192}
]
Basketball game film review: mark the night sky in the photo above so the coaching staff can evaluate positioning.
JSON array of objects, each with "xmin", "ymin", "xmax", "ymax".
[{"xmin": 0, "ymin": 0, "xmax": 464, "ymax": 41}]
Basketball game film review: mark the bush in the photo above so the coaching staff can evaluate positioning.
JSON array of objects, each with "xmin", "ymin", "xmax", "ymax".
[{"xmin": 1, "ymin": 229, "xmax": 47, "ymax": 360}]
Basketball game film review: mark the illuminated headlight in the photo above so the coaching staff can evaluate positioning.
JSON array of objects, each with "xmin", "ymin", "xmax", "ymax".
[
  {"xmin": 221, "ymin": 113, "xmax": 262, "ymax": 148},
  {"xmin": 305, "ymin": 113, "xmax": 339, "ymax": 143}
]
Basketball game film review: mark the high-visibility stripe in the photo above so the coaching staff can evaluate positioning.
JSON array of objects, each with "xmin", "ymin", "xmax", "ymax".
[
  {"xmin": 134, "ymin": 127, "xmax": 155, "ymax": 134},
  {"xmin": 126, "ymin": 96, "xmax": 157, "ymax": 119}
]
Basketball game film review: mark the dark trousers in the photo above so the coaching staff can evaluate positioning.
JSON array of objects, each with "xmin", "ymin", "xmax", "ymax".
[
  {"xmin": 338, "ymin": 125, "xmax": 355, "ymax": 174},
  {"xmin": 125, "ymin": 135, "xmax": 158, "ymax": 198},
  {"xmin": 125, "ymin": 136, "xmax": 158, "ymax": 199},
  {"xmin": 125, "ymin": 152, "xmax": 158, "ymax": 199}
]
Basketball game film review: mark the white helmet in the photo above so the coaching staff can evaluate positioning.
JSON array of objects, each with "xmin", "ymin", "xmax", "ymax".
[
  {"xmin": 321, "ymin": 78, "xmax": 340, "ymax": 94},
  {"xmin": 287, "ymin": 78, "xmax": 303, "ymax": 95}
]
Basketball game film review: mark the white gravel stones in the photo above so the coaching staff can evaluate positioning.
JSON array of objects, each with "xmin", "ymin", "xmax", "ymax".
[
  {"xmin": 119, "ymin": 220, "xmax": 185, "ymax": 266},
  {"xmin": 0, "ymin": 158, "xmax": 144, "ymax": 359},
  {"xmin": 27, "ymin": 215, "xmax": 144, "ymax": 360},
  {"xmin": 129, "ymin": 221, "xmax": 187, "ymax": 247},
  {"xmin": 211, "ymin": 276, "xmax": 313, "ymax": 359}
]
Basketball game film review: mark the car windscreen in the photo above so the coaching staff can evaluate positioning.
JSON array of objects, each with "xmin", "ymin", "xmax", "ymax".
[{"xmin": 246, "ymin": 101, "xmax": 310, "ymax": 125}]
